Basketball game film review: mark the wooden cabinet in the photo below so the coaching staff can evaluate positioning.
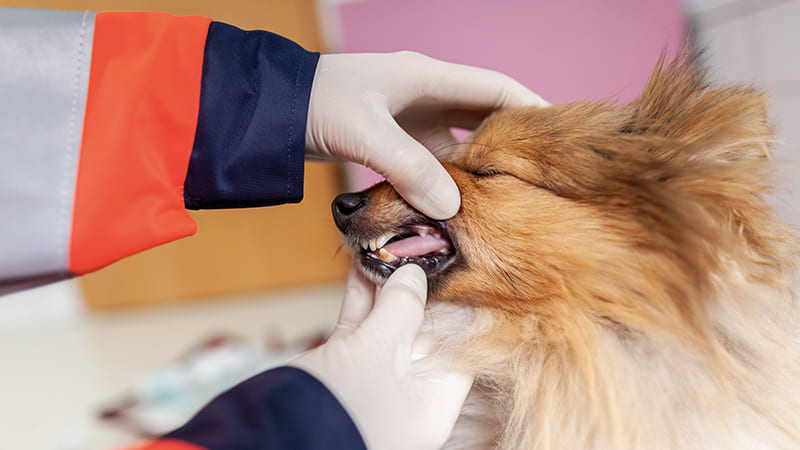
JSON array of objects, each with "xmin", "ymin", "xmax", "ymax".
[{"xmin": 3, "ymin": 0, "xmax": 350, "ymax": 308}]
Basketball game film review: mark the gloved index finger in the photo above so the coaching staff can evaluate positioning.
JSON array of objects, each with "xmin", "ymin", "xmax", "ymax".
[
  {"xmin": 363, "ymin": 264, "xmax": 428, "ymax": 347},
  {"xmin": 417, "ymin": 57, "xmax": 550, "ymax": 110}
]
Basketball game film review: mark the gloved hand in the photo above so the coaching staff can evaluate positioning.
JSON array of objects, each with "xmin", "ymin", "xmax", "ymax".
[
  {"xmin": 290, "ymin": 263, "xmax": 473, "ymax": 450},
  {"xmin": 305, "ymin": 52, "xmax": 549, "ymax": 219}
]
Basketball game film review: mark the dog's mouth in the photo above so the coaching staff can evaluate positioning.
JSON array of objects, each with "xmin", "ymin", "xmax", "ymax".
[{"xmin": 356, "ymin": 221, "xmax": 456, "ymax": 282}]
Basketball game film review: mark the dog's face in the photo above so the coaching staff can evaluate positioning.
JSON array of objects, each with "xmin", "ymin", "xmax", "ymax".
[{"xmin": 333, "ymin": 57, "xmax": 784, "ymax": 341}]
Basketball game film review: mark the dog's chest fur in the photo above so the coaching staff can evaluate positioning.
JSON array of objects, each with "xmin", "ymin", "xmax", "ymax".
[{"xmin": 424, "ymin": 279, "xmax": 800, "ymax": 450}]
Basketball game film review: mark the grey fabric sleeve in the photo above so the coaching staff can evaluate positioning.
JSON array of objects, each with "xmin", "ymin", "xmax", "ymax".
[{"xmin": 0, "ymin": 7, "xmax": 95, "ymax": 286}]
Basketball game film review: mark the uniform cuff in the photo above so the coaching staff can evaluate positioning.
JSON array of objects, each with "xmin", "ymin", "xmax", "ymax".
[
  {"xmin": 184, "ymin": 22, "xmax": 320, "ymax": 209},
  {"xmin": 164, "ymin": 366, "xmax": 367, "ymax": 450}
]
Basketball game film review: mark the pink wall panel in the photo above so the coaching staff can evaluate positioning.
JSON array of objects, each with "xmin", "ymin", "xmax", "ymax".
[{"xmin": 334, "ymin": 0, "xmax": 687, "ymax": 189}]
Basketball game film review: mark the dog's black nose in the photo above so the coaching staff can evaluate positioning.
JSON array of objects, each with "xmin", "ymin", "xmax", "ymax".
[{"xmin": 332, "ymin": 192, "xmax": 367, "ymax": 231}]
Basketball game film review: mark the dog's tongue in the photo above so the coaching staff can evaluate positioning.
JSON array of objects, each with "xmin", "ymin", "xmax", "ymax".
[{"xmin": 383, "ymin": 234, "xmax": 450, "ymax": 257}]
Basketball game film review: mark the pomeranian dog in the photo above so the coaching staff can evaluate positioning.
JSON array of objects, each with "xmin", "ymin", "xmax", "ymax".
[{"xmin": 331, "ymin": 55, "xmax": 800, "ymax": 449}]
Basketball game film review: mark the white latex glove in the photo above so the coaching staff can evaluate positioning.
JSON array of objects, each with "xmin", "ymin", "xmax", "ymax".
[
  {"xmin": 290, "ymin": 263, "xmax": 473, "ymax": 450},
  {"xmin": 305, "ymin": 52, "xmax": 549, "ymax": 219}
]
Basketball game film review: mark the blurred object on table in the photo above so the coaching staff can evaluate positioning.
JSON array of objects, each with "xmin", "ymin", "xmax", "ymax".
[{"xmin": 99, "ymin": 330, "xmax": 325, "ymax": 437}]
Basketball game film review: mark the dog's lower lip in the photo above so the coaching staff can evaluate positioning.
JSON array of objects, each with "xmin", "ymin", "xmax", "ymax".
[{"xmin": 359, "ymin": 250, "xmax": 456, "ymax": 280}]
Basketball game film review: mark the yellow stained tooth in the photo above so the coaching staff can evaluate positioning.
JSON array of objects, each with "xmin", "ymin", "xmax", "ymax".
[{"xmin": 379, "ymin": 248, "xmax": 398, "ymax": 263}]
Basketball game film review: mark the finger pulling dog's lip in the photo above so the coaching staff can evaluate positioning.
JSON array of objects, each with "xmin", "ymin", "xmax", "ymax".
[{"xmin": 347, "ymin": 220, "xmax": 458, "ymax": 283}]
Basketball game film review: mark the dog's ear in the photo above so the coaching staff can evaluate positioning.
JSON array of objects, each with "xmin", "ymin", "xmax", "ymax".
[
  {"xmin": 616, "ymin": 53, "xmax": 791, "ymax": 286},
  {"xmin": 619, "ymin": 51, "xmax": 774, "ymax": 163}
]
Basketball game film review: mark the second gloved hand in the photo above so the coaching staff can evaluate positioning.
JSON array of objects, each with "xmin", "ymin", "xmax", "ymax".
[{"xmin": 290, "ymin": 264, "xmax": 474, "ymax": 450}]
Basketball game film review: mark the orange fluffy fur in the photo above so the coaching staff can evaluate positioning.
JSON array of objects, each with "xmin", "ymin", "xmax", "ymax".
[{"xmin": 340, "ymin": 55, "xmax": 800, "ymax": 448}]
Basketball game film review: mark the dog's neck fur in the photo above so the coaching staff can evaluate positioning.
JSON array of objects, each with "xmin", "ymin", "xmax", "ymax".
[{"xmin": 426, "ymin": 266, "xmax": 800, "ymax": 450}]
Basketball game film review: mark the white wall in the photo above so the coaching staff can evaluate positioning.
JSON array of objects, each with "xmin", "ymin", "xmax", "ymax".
[{"xmin": 689, "ymin": 0, "xmax": 800, "ymax": 227}]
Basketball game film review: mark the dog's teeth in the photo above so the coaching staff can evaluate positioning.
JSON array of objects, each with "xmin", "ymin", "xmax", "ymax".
[
  {"xmin": 379, "ymin": 248, "xmax": 398, "ymax": 263},
  {"xmin": 438, "ymin": 248, "xmax": 451, "ymax": 255},
  {"xmin": 376, "ymin": 233, "xmax": 394, "ymax": 250},
  {"xmin": 369, "ymin": 239, "xmax": 378, "ymax": 251},
  {"xmin": 432, "ymin": 232, "xmax": 442, "ymax": 240}
]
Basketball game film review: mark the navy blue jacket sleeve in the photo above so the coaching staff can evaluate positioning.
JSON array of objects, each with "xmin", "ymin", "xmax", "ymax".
[
  {"xmin": 184, "ymin": 22, "xmax": 320, "ymax": 209},
  {"xmin": 164, "ymin": 366, "xmax": 367, "ymax": 450}
]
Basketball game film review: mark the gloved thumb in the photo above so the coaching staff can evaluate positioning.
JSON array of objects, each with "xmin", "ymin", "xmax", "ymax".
[{"xmin": 363, "ymin": 264, "xmax": 428, "ymax": 347}]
